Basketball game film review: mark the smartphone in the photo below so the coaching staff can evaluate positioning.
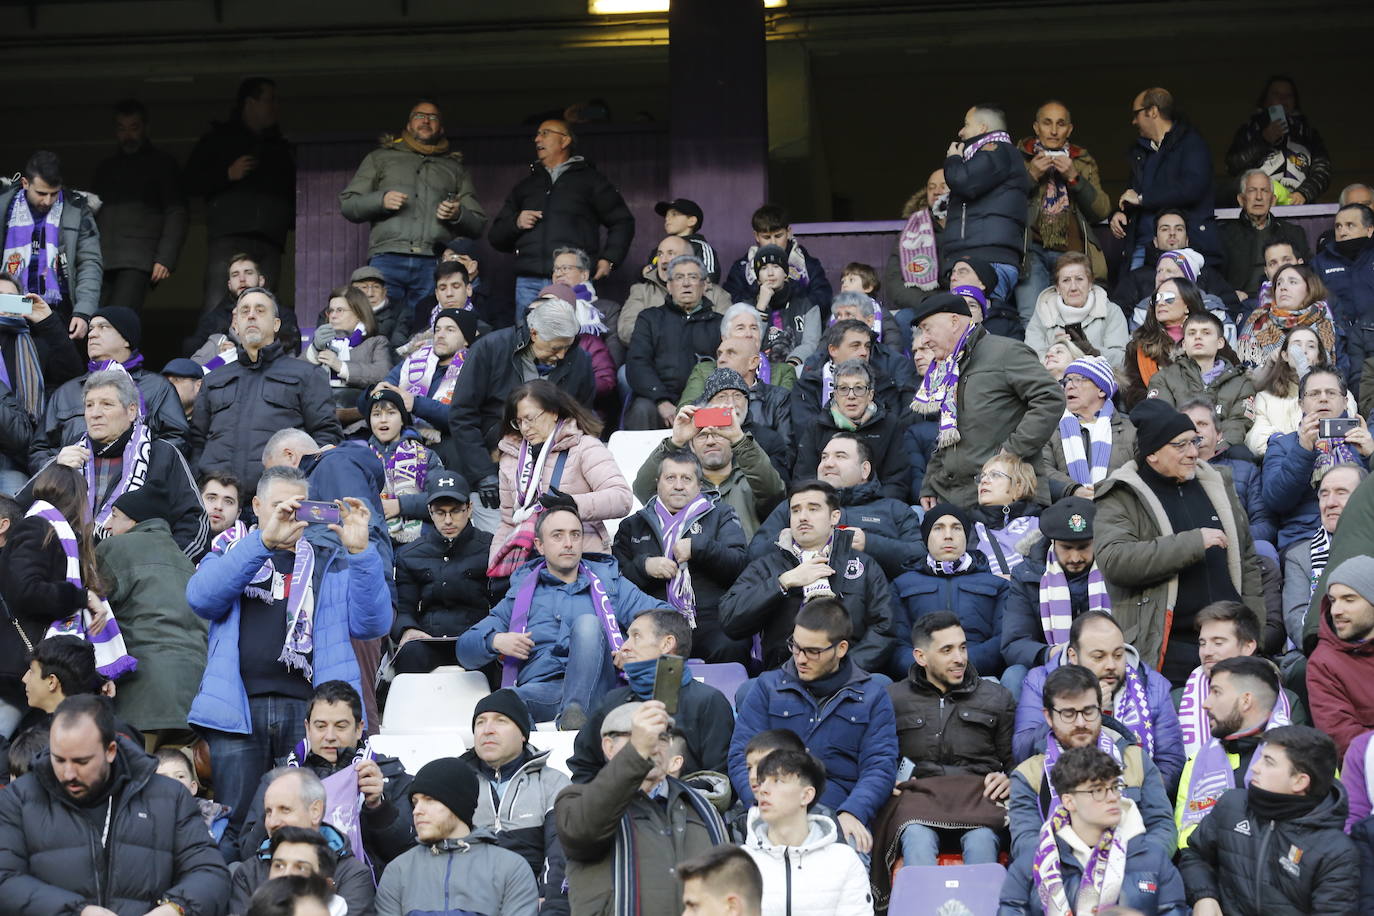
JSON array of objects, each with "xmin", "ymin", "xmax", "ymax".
[
  {"xmin": 1268, "ymin": 104, "xmax": 1287, "ymax": 124},
  {"xmin": 652, "ymin": 654, "xmax": 685, "ymax": 715},
  {"xmin": 1320, "ymin": 417, "xmax": 1359, "ymax": 440},
  {"xmin": 294, "ymin": 500, "xmax": 342, "ymax": 525},
  {"xmin": 0, "ymin": 293, "xmax": 32, "ymax": 316},
  {"xmin": 693, "ymin": 406, "xmax": 734, "ymax": 428},
  {"xmin": 1044, "ymin": 149, "xmax": 1069, "ymax": 158}
]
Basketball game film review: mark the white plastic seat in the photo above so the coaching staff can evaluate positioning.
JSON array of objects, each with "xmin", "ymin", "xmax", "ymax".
[
  {"xmin": 368, "ymin": 733, "xmax": 467, "ymax": 775},
  {"xmin": 381, "ymin": 667, "xmax": 491, "ymax": 745},
  {"xmin": 604, "ymin": 429, "xmax": 670, "ymax": 541},
  {"xmin": 527, "ymin": 729, "xmax": 580, "ymax": 777}
]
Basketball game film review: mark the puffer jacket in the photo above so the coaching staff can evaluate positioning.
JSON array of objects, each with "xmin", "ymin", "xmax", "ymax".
[
  {"xmin": 1146, "ymin": 356, "xmax": 1255, "ymax": 448},
  {"xmin": 1039, "ymin": 410, "xmax": 1137, "ymax": 502},
  {"xmin": 183, "ymin": 117, "xmax": 294, "ymax": 246},
  {"xmin": 339, "ymin": 137, "xmax": 486, "ymax": 255},
  {"xmin": 789, "ymin": 350, "xmax": 911, "ymax": 434},
  {"xmin": 32, "ymin": 364, "xmax": 189, "ymax": 468},
  {"xmin": 462, "ymin": 745, "xmax": 569, "ymax": 896},
  {"xmin": 625, "ymin": 299, "xmax": 723, "ymax": 405},
  {"xmin": 1308, "ymin": 594, "xmax": 1374, "ymax": 759},
  {"xmin": 189, "ymin": 341, "xmax": 342, "ymax": 491},
  {"xmin": 1016, "ymin": 138, "xmax": 1113, "ymax": 279},
  {"xmin": 186, "ymin": 528, "xmax": 392, "ymax": 734},
  {"xmin": 722, "ymin": 237, "xmax": 834, "ymax": 314},
  {"xmin": 893, "ymin": 551, "xmax": 1007, "ymax": 676},
  {"xmin": 1023, "ymin": 285, "xmax": 1129, "ymax": 368},
  {"xmin": 1312, "ymin": 236, "xmax": 1374, "ymax": 327},
  {"xmin": 920, "ymin": 325, "xmax": 1065, "ymax": 506},
  {"xmin": 0, "ymin": 735, "xmax": 230, "ymax": 916},
  {"xmin": 492, "ymin": 422, "xmax": 632, "ymax": 563},
  {"xmin": 394, "ymin": 523, "xmax": 494, "ymax": 641},
  {"xmin": 1122, "ymin": 119, "xmax": 1219, "ymax": 262},
  {"xmin": 488, "ymin": 156, "xmax": 634, "ymax": 278},
  {"xmin": 742, "ymin": 809, "xmax": 874, "ymax": 916},
  {"xmin": 616, "ymin": 264, "xmax": 732, "ymax": 348},
  {"xmin": 748, "ymin": 479, "xmax": 922, "ymax": 580},
  {"xmin": 792, "ymin": 404, "xmax": 911, "ymax": 502},
  {"xmin": 1178, "ymin": 783, "xmax": 1358, "ymax": 915},
  {"xmin": 942, "ymin": 131, "xmax": 1031, "ymax": 268},
  {"xmin": 374, "ymin": 827, "xmax": 538, "ymax": 916},
  {"xmin": 0, "ymin": 185, "xmax": 102, "ymax": 321},
  {"xmin": 889, "ymin": 661, "xmax": 1015, "ymax": 778},
  {"xmin": 1261, "ymin": 429, "xmax": 1369, "ymax": 553}
]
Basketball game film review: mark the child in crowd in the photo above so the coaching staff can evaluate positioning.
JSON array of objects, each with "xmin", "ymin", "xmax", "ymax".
[
  {"xmin": 724, "ymin": 204, "xmax": 834, "ymax": 313},
  {"xmin": 655, "ymin": 197, "xmax": 720, "ymax": 283}
]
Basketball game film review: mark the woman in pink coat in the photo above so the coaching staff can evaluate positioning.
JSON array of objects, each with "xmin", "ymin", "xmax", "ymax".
[{"xmin": 489, "ymin": 379, "xmax": 633, "ymax": 567}]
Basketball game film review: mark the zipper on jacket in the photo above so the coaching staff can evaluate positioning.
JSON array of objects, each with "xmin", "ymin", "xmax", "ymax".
[
  {"xmin": 784, "ymin": 847, "xmax": 793, "ymax": 915},
  {"xmin": 961, "ymin": 203, "xmax": 967, "ymax": 239},
  {"xmin": 1252, "ymin": 820, "xmax": 1274, "ymax": 911},
  {"xmin": 444, "ymin": 848, "xmax": 455, "ymax": 911}
]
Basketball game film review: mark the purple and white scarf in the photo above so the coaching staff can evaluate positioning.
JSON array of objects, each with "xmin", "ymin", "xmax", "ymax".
[
  {"xmin": 757, "ymin": 354, "xmax": 772, "ymax": 385},
  {"xmin": 572, "ymin": 284, "xmax": 609, "ymax": 335},
  {"xmin": 1312, "ymin": 418, "xmax": 1363, "ymax": 484},
  {"xmin": 1043, "ymin": 729, "xmax": 1121, "ymax": 816},
  {"xmin": 898, "ymin": 208, "xmax": 940, "ymax": 289},
  {"xmin": 925, "ymin": 552, "xmax": 974, "ymax": 576},
  {"xmin": 201, "ymin": 339, "xmax": 238, "ymax": 372},
  {"xmin": 778, "ymin": 529, "xmax": 835, "ymax": 602},
  {"xmin": 372, "ymin": 437, "xmax": 430, "ymax": 543},
  {"xmin": 286, "ymin": 738, "xmax": 375, "ymax": 871},
  {"xmin": 1178, "ymin": 665, "xmax": 1294, "ymax": 760},
  {"xmin": 1038, "ymin": 547, "xmax": 1111, "ymax": 648},
  {"xmin": 4, "ymin": 189, "xmax": 63, "ymax": 305},
  {"xmin": 1106, "ymin": 664, "xmax": 1155, "ymax": 758},
  {"xmin": 963, "ymin": 130, "xmax": 1011, "ymax": 161},
  {"xmin": 501, "ymin": 561, "xmax": 624, "ymax": 688},
  {"xmin": 511, "ymin": 422, "xmax": 565, "ymax": 526},
  {"xmin": 203, "ymin": 520, "xmax": 249, "ymax": 565},
  {"xmin": 1180, "ymin": 697, "xmax": 1293, "ymax": 831},
  {"xmin": 1034, "ymin": 801, "xmax": 1127, "ymax": 916},
  {"xmin": 910, "ymin": 320, "xmax": 975, "ymax": 448},
  {"xmin": 743, "ymin": 241, "xmax": 809, "ymax": 289},
  {"xmin": 84, "ymin": 421, "xmax": 152, "ymax": 537},
  {"xmin": 1058, "ymin": 402, "xmax": 1116, "ymax": 486},
  {"xmin": 28, "ymin": 500, "xmax": 137, "ymax": 680},
  {"xmin": 400, "ymin": 342, "xmax": 465, "ymax": 406},
  {"xmin": 650, "ymin": 495, "xmax": 713, "ymax": 626},
  {"xmin": 975, "ymin": 515, "xmax": 1039, "ymax": 576},
  {"xmin": 240, "ymin": 532, "xmax": 317, "ymax": 680}
]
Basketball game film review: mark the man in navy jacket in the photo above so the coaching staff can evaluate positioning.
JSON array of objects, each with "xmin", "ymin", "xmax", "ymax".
[{"xmin": 942, "ymin": 104, "xmax": 1030, "ymax": 300}]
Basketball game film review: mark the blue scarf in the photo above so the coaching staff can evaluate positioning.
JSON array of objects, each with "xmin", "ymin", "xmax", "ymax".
[{"xmin": 623, "ymin": 657, "xmax": 693, "ymax": 700}]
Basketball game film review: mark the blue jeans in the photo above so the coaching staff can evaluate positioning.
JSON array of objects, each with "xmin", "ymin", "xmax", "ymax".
[
  {"xmin": 514, "ymin": 276, "xmax": 551, "ymax": 326},
  {"xmin": 1013, "ymin": 243, "xmax": 1057, "ymax": 324},
  {"xmin": 899, "ymin": 824, "xmax": 1001, "ymax": 866},
  {"xmin": 203, "ymin": 694, "xmax": 309, "ymax": 846},
  {"xmin": 513, "ymin": 614, "xmax": 618, "ymax": 724},
  {"xmin": 0, "ymin": 468, "xmax": 27, "ymax": 497},
  {"xmin": 990, "ymin": 262, "xmax": 1020, "ymax": 303},
  {"xmin": 999, "ymin": 664, "xmax": 1030, "ymax": 704},
  {"xmin": 371, "ymin": 253, "xmax": 437, "ymax": 313}
]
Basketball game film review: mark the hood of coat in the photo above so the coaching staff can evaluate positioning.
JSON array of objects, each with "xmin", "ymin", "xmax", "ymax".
[
  {"xmin": 1317, "ymin": 595, "xmax": 1374, "ymax": 657},
  {"xmin": 744, "ymin": 807, "xmax": 843, "ymax": 857},
  {"xmin": 1045, "ymin": 640, "xmax": 1146, "ymax": 682},
  {"xmin": 682, "ymin": 770, "xmax": 733, "ymax": 814}
]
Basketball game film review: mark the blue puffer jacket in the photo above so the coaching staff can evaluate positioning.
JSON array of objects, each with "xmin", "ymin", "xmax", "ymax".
[
  {"xmin": 456, "ymin": 554, "xmax": 661, "ymax": 685},
  {"xmin": 1123, "ymin": 119, "xmax": 1219, "ymax": 262},
  {"xmin": 942, "ymin": 132, "xmax": 1030, "ymax": 268},
  {"xmin": 187, "ymin": 529, "xmax": 392, "ymax": 735},
  {"xmin": 1259, "ymin": 430, "xmax": 1369, "ymax": 553},
  {"xmin": 892, "ymin": 550, "xmax": 1006, "ymax": 676},
  {"xmin": 729, "ymin": 659, "xmax": 897, "ymax": 825},
  {"xmin": 1313, "ymin": 237, "xmax": 1374, "ymax": 328}
]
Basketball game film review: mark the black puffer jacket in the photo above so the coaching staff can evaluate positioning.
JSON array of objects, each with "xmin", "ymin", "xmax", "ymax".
[
  {"xmin": 0, "ymin": 735, "xmax": 230, "ymax": 915},
  {"xmin": 393, "ymin": 523, "xmax": 495, "ymax": 640},
  {"xmin": 625, "ymin": 302, "xmax": 722, "ymax": 405},
  {"xmin": 446, "ymin": 326, "xmax": 595, "ymax": 486},
  {"xmin": 942, "ymin": 131, "xmax": 1031, "ymax": 267},
  {"xmin": 1178, "ymin": 783, "xmax": 1359, "ymax": 915},
  {"xmin": 888, "ymin": 661, "xmax": 1015, "ymax": 779},
  {"xmin": 188, "ymin": 341, "xmax": 341, "ymax": 491},
  {"xmin": 488, "ymin": 157, "xmax": 635, "ymax": 278},
  {"xmin": 32, "ymin": 366, "xmax": 190, "ymax": 470},
  {"xmin": 792, "ymin": 405, "xmax": 911, "ymax": 502}
]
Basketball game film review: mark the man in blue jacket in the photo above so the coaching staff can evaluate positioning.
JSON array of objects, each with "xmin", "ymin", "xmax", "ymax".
[
  {"xmin": 456, "ymin": 504, "xmax": 662, "ymax": 727},
  {"xmin": 1110, "ymin": 87, "xmax": 1219, "ymax": 267},
  {"xmin": 728, "ymin": 597, "xmax": 898, "ymax": 856},
  {"xmin": 187, "ymin": 464, "xmax": 393, "ymax": 850},
  {"xmin": 942, "ymin": 104, "xmax": 1030, "ymax": 301},
  {"xmin": 1014, "ymin": 611, "xmax": 1185, "ymax": 792},
  {"xmin": 1312, "ymin": 203, "xmax": 1374, "ymax": 327}
]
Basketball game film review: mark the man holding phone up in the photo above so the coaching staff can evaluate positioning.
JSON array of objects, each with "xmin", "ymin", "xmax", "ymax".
[{"xmin": 185, "ymin": 464, "xmax": 392, "ymax": 846}]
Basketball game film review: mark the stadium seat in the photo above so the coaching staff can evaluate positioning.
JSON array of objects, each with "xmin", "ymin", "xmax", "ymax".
[
  {"xmin": 368, "ymin": 733, "xmax": 467, "ymax": 775},
  {"xmin": 686, "ymin": 660, "xmax": 749, "ymax": 711},
  {"xmin": 888, "ymin": 862, "xmax": 1007, "ymax": 916},
  {"xmin": 382, "ymin": 667, "xmax": 491, "ymax": 745},
  {"xmin": 604, "ymin": 429, "xmax": 670, "ymax": 540},
  {"xmin": 528, "ymin": 728, "xmax": 579, "ymax": 777}
]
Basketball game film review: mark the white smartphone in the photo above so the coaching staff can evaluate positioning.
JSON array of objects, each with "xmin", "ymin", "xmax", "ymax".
[
  {"xmin": 1268, "ymin": 104, "xmax": 1286, "ymax": 124},
  {"xmin": 1044, "ymin": 149, "xmax": 1069, "ymax": 158},
  {"xmin": 0, "ymin": 293, "xmax": 32, "ymax": 316}
]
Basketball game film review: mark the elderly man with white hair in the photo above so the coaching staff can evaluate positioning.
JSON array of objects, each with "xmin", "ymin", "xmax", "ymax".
[{"xmin": 1220, "ymin": 168, "xmax": 1310, "ymax": 300}]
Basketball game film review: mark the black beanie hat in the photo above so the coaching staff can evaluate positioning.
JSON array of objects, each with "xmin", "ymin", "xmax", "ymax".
[
  {"xmin": 753, "ymin": 244, "xmax": 787, "ymax": 273},
  {"xmin": 97, "ymin": 306, "xmax": 142, "ymax": 351},
  {"xmin": 367, "ymin": 387, "xmax": 413, "ymax": 431},
  {"xmin": 1129, "ymin": 398, "xmax": 1197, "ymax": 459},
  {"xmin": 950, "ymin": 256, "xmax": 998, "ymax": 293},
  {"xmin": 408, "ymin": 757, "xmax": 480, "ymax": 829},
  {"xmin": 113, "ymin": 480, "xmax": 167, "ymax": 524},
  {"xmin": 920, "ymin": 501, "xmax": 974, "ymax": 544},
  {"xmin": 434, "ymin": 307, "xmax": 480, "ymax": 346},
  {"xmin": 471, "ymin": 688, "xmax": 533, "ymax": 740}
]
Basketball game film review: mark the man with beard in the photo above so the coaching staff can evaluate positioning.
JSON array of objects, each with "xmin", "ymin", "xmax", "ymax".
[
  {"xmin": 91, "ymin": 100, "xmax": 188, "ymax": 313},
  {"xmin": 199, "ymin": 471, "xmax": 242, "ymax": 540},
  {"xmin": 369, "ymin": 306, "xmax": 479, "ymax": 451},
  {"xmin": 340, "ymin": 100, "xmax": 486, "ymax": 312}
]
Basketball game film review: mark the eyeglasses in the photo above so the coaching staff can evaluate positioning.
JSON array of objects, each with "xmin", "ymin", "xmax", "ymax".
[
  {"xmin": 1061, "ymin": 376, "xmax": 1096, "ymax": 390},
  {"xmin": 977, "ymin": 470, "xmax": 1012, "ymax": 484},
  {"xmin": 1131, "ymin": 106, "xmax": 1149, "ymax": 118},
  {"xmin": 834, "ymin": 385, "xmax": 871, "ymax": 397},
  {"xmin": 1070, "ymin": 779, "xmax": 1128, "ymax": 802},
  {"xmin": 1165, "ymin": 436, "xmax": 1205, "ymax": 451},
  {"xmin": 410, "ymin": 112, "xmax": 441, "ymax": 122},
  {"xmin": 1050, "ymin": 704, "xmax": 1101, "ymax": 724},
  {"xmin": 1154, "ymin": 292, "xmax": 1179, "ymax": 305},
  {"xmin": 511, "ymin": 410, "xmax": 550, "ymax": 431},
  {"xmin": 786, "ymin": 636, "xmax": 841, "ymax": 659}
]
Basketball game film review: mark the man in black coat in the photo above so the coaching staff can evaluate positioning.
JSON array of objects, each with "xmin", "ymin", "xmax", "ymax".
[
  {"xmin": 625, "ymin": 254, "xmax": 723, "ymax": 430},
  {"xmin": 189, "ymin": 288, "xmax": 341, "ymax": 493},
  {"xmin": 720, "ymin": 479, "xmax": 896, "ymax": 672},
  {"xmin": 0, "ymin": 696, "xmax": 230, "ymax": 914},
  {"xmin": 488, "ymin": 118, "xmax": 634, "ymax": 321},
  {"xmin": 790, "ymin": 320, "xmax": 913, "ymax": 434},
  {"xmin": 792, "ymin": 357, "xmax": 910, "ymax": 501},
  {"xmin": 613, "ymin": 447, "xmax": 750, "ymax": 663},
  {"xmin": 446, "ymin": 298, "xmax": 593, "ymax": 512},
  {"xmin": 566, "ymin": 609, "xmax": 734, "ymax": 784},
  {"xmin": 1220, "ymin": 170, "xmax": 1310, "ymax": 300}
]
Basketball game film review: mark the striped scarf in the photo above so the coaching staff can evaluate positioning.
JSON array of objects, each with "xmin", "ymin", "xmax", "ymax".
[
  {"xmin": 1038, "ymin": 546, "xmax": 1110, "ymax": 648},
  {"xmin": 400, "ymin": 342, "xmax": 464, "ymax": 405},
  {"xmin": 963, "ymin": 130, "xmax": 1011, "ymax": 160},
  {"xmin": 925, "ymin": 552, "xmax": 973, "ymax": 576},
  {"xmin": 1058, "ymin": 403, "xmax": 1115, "ymax": 486},
  {"xmin": 1309, "ymin": 525, "xmax": 1332, "ymax": 596},
  {"xmin": 3, "ymin": 190, "xmax": 63, "ymax": 304},
  {"xmin": 1032, "ymin": 141, "xmax": 1074, "ymax": 251},
  {"xmin": 1033, "ymin": 801, "xmax": 1127, "ymax": 916},
  {"xmin": 613, "ymin": 779, "xmax": 726, "ymax": 916},
  {"xmin": 778, "ymin": 529, "xmax": 834, "ymax": 601},
  {"xmin": 1177, "ymin": 665, "xmax": 1294, "ymax": 761},
  {"xmin": 0, "ymin": 316, "xmax": 45, "ymax": 419},
  {"xmin": 649, "ymin": 495, "xmax": 713, "ymax": 626},
  {"xmin": 1106, "ymin": 664, "xmax": 1155, "ymax": 758},
  {"xmin": 911, "ymin": 321, "xmax": 975, "ymax": 448},
  {"xmin": 1312, "ymin": 421, "xmax": 1363, "ymax": 485},
  {"xmin": 27, "ymin": 500, "xmax": 138, "ymax": 680},
  {"xmin": 1179, "ymin": 697, "xmax": 1292, "ymax": 830},
  {"xmin": 238, "ymin": 531, "xmax": 318, "ymax": 680},
  {"xmin": 85, "ymin": 422, "xmax": 152, "ymax": 536}
]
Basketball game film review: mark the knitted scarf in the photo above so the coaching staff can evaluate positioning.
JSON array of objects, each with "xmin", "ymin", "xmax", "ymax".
[
  {"xmin": 975, "ymin": 514, "xmax": 1039, "ymax": 577},
  {"xmin": 897, "ymin": 207, "xmax": 940, "ymax": 289},
  {"xmin": 1237, "ymin": 299, "xmax": 1337, "ymax": 369},
  {"xmin": 911, "ymin": 320, "xmax": 975, "ymax": 448},
  {"xmin": 3, "ymin": 189, "xmax": 63, "ymax": 305},
  {"xmin": 1312, "ymin": 419, "xmax": 1363, "ymax": 484},
  {"xmin": 1309, "ymin": 525, "xmax": 1332, "ymax": 596},
  {"xmin": 28, "ymin": 500, "xmax": 137, "ymax": 680},
  {"xmin": 1179, "ymin": 698, "xmax": 1293, "ymax": 830},
  {"xmin": 1033, "ymin": 141, "xmax": 1074, "ymax": 251},
  {"xmin": 204, "ymin": 520, "xmax": 249, "ymax": 564},
  {"xmin": 0, "ymin": 315, "xmax": 45, "ymax": 419},
  {"xmin": 1177, "ymin": 665, "xmax": 1294, "ymax": 761},
  {"xmin": 371, "ymin": 435, "xmax": 430, "ymax": 543},
  {"xmin": 778, "ymin": 529, "xmax": 835, "ymax": 601},
  {"xmin": 963, "ymin": 130, "xmax": 1011, "ymax": 160},
  {"xmin": 571, "ymin": 283, "xmax": 609, "ymax": 335},
  {"xmin": 1042, "ymin": 730, "xmax": 1121, "ymax": 816},
  {"xmin": 1105, "ymin": 665, "xmax": 1155, "ymax": 758},
  {"xmin": 240, "ymin": 533, "xmax": 318, "ymax": 680},
  {"xmin": 742, "ymin": 240, "xmax": 809, "ymax": 289},
  {"xmin": 613, "ymin": 779, "xmax": 727, "ymax": 916},
  {"xmin": 502, "ymin": 561, "xmax": 624, "ymax": 688},
  {"xmin": 925, "ymin": 552, "xmax": 974, "ymax": 576},
  {"xmin": 393, "ymin": 131, "xmax": 451, "ymax": 157},
  {"xmin": 1058, "ymin": 402, "xmax": 1116, "ymax": 486},
  {"xmin": 1033, "ymin": 802, "xmax": 1127, "ymax": 916},
  {"xmin": 649, "ymin": 495, "xmax": 713, "ymax": 626},
  {"xmin": 84, "ymin": 422, "xmax": 152, "ymax": 536},
  {"xmin": 1038, "ymin": 547, "xmax": 1111, "ymax": 648},
  {"xmin": 400, "ymin": 342, "xmax": 464, "ymax": 405}
]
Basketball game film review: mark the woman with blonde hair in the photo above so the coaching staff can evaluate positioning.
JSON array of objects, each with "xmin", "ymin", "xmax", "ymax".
[{"xmin": 970, "ymin": 453, "xmax": 1042, "ymax": 578}]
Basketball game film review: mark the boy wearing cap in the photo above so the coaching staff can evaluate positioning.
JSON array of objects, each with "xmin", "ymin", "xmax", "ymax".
[
  {"xmin": 1040, "ymin": 355, "xmax": 1137, "ymax": 503},
  {"xmin": 655, "ymin": 197, "xmax": 719, "ymax": 283},
  {"xmin": 375, "ymin": 756, "xmax": 538, "ymax": 916}
]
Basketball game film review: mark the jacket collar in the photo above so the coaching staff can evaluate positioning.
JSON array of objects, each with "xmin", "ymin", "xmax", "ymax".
[{"xmin": 905, "ymin": 660, "xmax": 981, "ymax": 697}]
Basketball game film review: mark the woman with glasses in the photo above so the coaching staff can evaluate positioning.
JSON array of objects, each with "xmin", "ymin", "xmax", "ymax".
[
  {"xmin": 1237, "ymin": 263, "xmax": 1342, "ymax": 371},
  {"xmin": 305, "ymin": 285, "xmax": 394, "ymax": 427},
  {"xmin": 971, "ymin": 453, "xmax": 1042, "ymax": 579},
  {"xmin": 1024, "ymin": 252, "xmax": 1128, "ymax": 369},
  {"xmin": 1122, "ymin": 275, "xmax": 1211, "ymax": 408},
  {"xmin": 793, "ymin": 358, "xmax": 910, "ymax": 501},
  {"xmin": 487, "ymin": 380, "xmax": 631, "ymax": 571},
  {"xmin": 1246, "ymin": 325, "xmax": 1354, "ymax": 457}
]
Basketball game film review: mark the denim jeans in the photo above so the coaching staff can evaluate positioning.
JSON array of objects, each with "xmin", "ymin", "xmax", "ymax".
[
  {"xmin": 899, "ymin": 824, "xmax": 1001, "ymax": 866},
  {"xmin": 1013, "ymin": 243, "xmax": 1058, "ymax": 324},
  {"xmin": 371, "ymin": 253, "xmax": 438, "ymax": 314},
  {"xmin": 990, "ymin": 262, "xmax": 1020, "ymax": 303},
  {"xmin": 999, "ymin": 664, "xmax": 1030, "ymax": 704},
  {"xmin": 203, "ymin": 693, "xmax": 309, "ymax": 846},
  {"xmin": 0, "ymin": 468, "xmax": 27, "ymax": 498},
  {"xmin": 514, "ymin": 275, "xmax": 551, "ymax": 326},
  {"xmin": 513, "ymin": 614, "xmax": 618, "ymax": 725}
]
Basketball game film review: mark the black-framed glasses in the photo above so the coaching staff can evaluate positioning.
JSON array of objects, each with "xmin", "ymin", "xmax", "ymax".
[
  {"xmin": 786, "ymin": 636, "xmax": 841, "ymax": 659},
  {"xmin": 1131, "ymin": 107, "xmax": 1149, "ymax": 118},
  {"xmin": 1069, "ymin": 779, "xmax": 1127, "ymax": 802},
  {"xmin": 1051, "ymin": 704, "xmax": 1101, "ymax": 724},
  {"xmin": 834, "ymin": 385, "xmax": 872, "ymax": 397}
]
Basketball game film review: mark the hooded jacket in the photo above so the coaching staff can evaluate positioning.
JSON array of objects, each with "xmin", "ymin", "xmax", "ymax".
[
  {"xmin": 0, "ymin": 185, "xmax": 102, "ymax": 321},
  {"xmin": 889, "ymin": 661, "xmax": 1015, "ymax": 779},
  {"xmin": 1261, "ymin": 429, "xmax": 1369, "ymax": 553},
  {"xmin": 742, "ymin": 809, "xmax": 874, "ymax": 916},
  {"xmin": 461, "ymin": 746, "xmax": 569, "ymax": 881},
  {"xmin": 1178, "ymin": 783, "xmax": 1359, "ymax": 915},
  {"xmin": 1307, "ymin": 594, "xmax": 1374, "ymax": 759},
  {"xmin": 893, "ymin": 551, "xmax": 1007, "ymax": 676},
  {"xmin": 374, "ymin": 827, "xmax": 539, "ymax": 916},
  {"xmin": 394, "ymin": 522, "xmax": 494, "ymax": 641},
  {"xmin": 230, "ymin": 823, "xmax": 378, "ymax": 916},
  {"xmin": 1147, "ymin": 356, "xmax": 1256, "ymax": 452},
  {"xmin": 1024, "ymin": 285, "xmax": 1130, "ymax": 368},
  {"xmin": 0, "ymin": 735, "xmax": 230, "ymax": 916},
  {"xmin": 942, "ymin": 131, "xmax": 1031, "ymax": 268}
]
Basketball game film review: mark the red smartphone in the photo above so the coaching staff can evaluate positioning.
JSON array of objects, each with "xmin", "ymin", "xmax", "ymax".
[{"xmin": 693, "ymin": 406, "xmax": 734, "ymax": 428}]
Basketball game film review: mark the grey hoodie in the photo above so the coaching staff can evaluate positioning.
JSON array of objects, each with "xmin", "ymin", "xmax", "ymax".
[{"xmin": 373, "ymin": 827, "xmax": 539, "ymax": 916}]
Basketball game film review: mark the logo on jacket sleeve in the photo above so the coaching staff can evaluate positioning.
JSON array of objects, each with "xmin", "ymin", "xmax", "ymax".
[{"xmin": 845, "ymin": 558, "xmax": 864, "ymax": 579}]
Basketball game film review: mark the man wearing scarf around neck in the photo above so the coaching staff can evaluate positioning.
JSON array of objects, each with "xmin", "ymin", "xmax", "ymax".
[
  {"xmin": 1179, "ymin": 724, "xmax": 1357, "ymax": 916},
  {"xmin": 1040, "ymin": 356, "xmax": 1136, "ymax": 503},
  {"xmin": 999, "ymin": 745, "xmax": 1187, "ymax": 916},
  {"xmin": 912, "ymin": 292, "xmax": 1065, "ymax": 509},
  {"xmin": 32, "ymin": 305, "xmax": 188, "ymax": 469},
  {"xmin": 1009, "ymin": 663, "xmax": 1176, "ymax": 863},
  {"xmin": 942, "ymin": 105, "xmax": 1030, "ymax": 302},
  {"xmin": 340, "ymin": 101, "xmax": 486, "ymax": 313}
]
